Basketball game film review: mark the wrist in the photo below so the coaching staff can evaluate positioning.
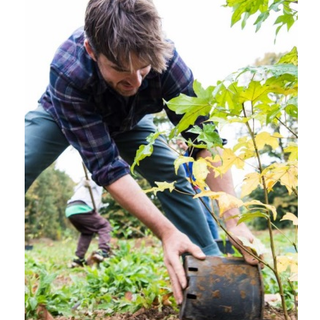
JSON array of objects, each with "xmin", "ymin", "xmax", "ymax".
[{"xmin": 223, "ymin": 208, "xmax": 240, "ymax": 229}]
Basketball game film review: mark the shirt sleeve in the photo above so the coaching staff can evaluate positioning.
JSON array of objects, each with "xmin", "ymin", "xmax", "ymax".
[{"xmin": 47, "ymin": 68, "xmax": 131, "ymax": 187}]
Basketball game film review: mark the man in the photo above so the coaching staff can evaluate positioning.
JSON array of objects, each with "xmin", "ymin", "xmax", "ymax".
[
  {"xmin": 66, "ymin": 177, "xmax": 112, "ymax": 268},
  {"xmin": 25, "ymin": 0, "xmax": 260, "ymax": 304}
]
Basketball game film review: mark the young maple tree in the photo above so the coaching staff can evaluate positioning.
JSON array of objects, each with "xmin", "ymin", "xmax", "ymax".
[{"xmin": 132, "ymin": 1, "xmax": 298, "ymax": 319}]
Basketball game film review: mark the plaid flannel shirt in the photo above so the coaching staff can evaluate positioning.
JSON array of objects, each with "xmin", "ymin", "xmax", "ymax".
[{"xmin": 39, "ymin": 27, "xmax": 208, "ymax": 186}]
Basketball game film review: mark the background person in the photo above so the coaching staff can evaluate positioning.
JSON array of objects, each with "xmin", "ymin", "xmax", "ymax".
[{"xmin": 66, "ymin": 177, "xmax": 112, "ymax": 267}]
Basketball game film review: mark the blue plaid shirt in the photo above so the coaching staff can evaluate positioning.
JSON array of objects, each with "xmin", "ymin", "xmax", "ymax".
[{"xmin": 40, "ymin": 27, "xmax": 207, "ymax": 186}]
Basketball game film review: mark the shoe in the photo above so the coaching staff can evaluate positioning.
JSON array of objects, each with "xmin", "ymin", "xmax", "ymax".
[
  {"xmin": 91, "ymin": 250, "xmax": 109, "ymax": 263},
  {"xmin": 70, "ymin": 257, "xmax": 86, "ymax": 268}
]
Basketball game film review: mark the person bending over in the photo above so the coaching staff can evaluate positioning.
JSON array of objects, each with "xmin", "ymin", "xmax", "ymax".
[{"xmin": 25, "ymin": 0, "xmax": 261, "ymax": 304}]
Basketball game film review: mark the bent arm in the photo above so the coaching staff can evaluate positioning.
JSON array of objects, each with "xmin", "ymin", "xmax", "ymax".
[
  {"xmin": 104, "ymin": 174, "xmax": 205, "ymax": 304},
  {"xmin": 198, "ymin": 148, "xmax": 262, "ymax": 265}
]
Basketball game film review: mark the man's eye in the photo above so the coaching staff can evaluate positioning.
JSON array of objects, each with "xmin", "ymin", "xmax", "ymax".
[{"xmin": 114, "ymin": 67, "xmax": 127, "ymax": 72}]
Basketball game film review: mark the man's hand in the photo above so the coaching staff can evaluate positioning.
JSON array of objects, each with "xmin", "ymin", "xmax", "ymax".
[
  {"xmin": 197, "ymin": 148, "xmax": 264, "ymax": 267},
  {"xmin": 105, "ymin": 175, "xmax": 206, "ymax": 305},
  {"xmin": 227, "ymin": 222, "xmax": 264, "ymax": 267},
  {"xmin": 161, "ymin": 230, "xmax": 206, "ymax": 305}
]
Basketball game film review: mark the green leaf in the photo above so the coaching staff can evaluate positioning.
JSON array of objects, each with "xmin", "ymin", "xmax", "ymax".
[
  {"xmin": 237, "ymin": 211, "xmax": 269, "ymax": 224},
  {"xmin": 130, "ymin": 131, "xmax": 163, "ymax": 174},
  {"xmin": 278, "ymin": 47, "xmax": 298, "ymax": 66},
  {"xmin": 29, "ymin": 296, "xmax": 38, "ymax": 311},
  {"xmin": 254, "ymin": 11, "xmax": 270, "ymax": 32},
  {"xmin": 274, "ymin": 12, "xmax": 295, "ymax": 31},
  {"xmin": 285, "ymin": 103, "xmax": 298, "ymax": 119},
  {"xmin": 214, "ymin": 81, "xmax": 244, "ymax": 114},
  {"xmin": 239, "ymin": 81, "xmax": 272, "ymax": 105},
  {"xmin": 188, "ymin": 123, "xmax": 223, "ymax": 149},
  {"xmin": 193, "ymin": 80, "xmax": 215, "ymax": 100},
  {"xmin": 166, "ymin": 83, "xmax": 214, "ymax": 137}
]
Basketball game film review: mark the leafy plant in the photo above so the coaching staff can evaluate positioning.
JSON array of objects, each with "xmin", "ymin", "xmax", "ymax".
[
  {"xmin": 25, "ymin": 238, "xmax": 175, "ymax": 318},
  {"xmin": 24, "ymin": 229, "xmax": 295, "ymax": 318},
  {"xmin": 132, "ymin": 1, "xmax": 298, "ymax": 319}
]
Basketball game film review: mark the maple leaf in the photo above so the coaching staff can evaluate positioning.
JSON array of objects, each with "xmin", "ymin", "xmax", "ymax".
[
  {"xmin": 174, "ymin": 155, "xmax": 194, "ymax": 175},
  {"xmin": 284, "ymin": 143, "xmax": 298, "ymax": 161},
  {"xmin": 188, "ymin": 123, "xmax": 224, "ymax": 149},
  {"xmin": 255, "ymin": 131, "xmax": 282, "ymax": 151},
  {"xmin": 233, "ymin": 136, "xmax": 257, "ymax": 160},
  {"xmin": 262, "ymin": 161, "xmax": 298, "ymax": 194},
  {"xmin": 277, "ymin": 253, "xmax": 298, "ymax": 275},
  {"xmin": 237, "ymin": 236, "xmax": 268, "ymax": 256},
  {"xmin": 166, "ymin": 81, "xmax": 215, "ymax": 137},
  {"xmin": 131, "ymin": 131, "xmax": 163, "ymax": 173},
  {"xmin": 144, "ymin": 181, "xmax": 176, "ymax": 195},
  {"xmin": 241, "ymin": 172, "xmax": 261, "ymax": 198},
  {"xmin": 192, "ymin": 158, "xmax": 210, "ymax": 183},
  {"xmin": 278, "ymin": 47, "xmax": 298, "ymax": 66},
  {"xmin": 195, "ymin": 191, "xmax": 243, "ymax": 216},
  {"xmin": 280, "ymin": 212, "xmax": 298, "ymax": 226},
  {"xmin": 243, "ymin": 200, "xmax": 278, "ymax": 221},
  {"xmin": 213, "ymin": 148, "xmax": 245, "ymax": 177},
  {"xmin": 239, "ymin": 80, "xmax": 273, "ymax": 106}
]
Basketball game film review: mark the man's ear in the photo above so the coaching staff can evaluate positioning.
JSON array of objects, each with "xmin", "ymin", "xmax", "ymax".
[{"xmin": 84, "ymin": 39, "xmax": 97, "ymax": 61}]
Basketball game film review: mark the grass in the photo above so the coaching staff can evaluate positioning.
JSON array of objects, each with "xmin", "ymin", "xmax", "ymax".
[{"xmin": 25, "ymin": 228, "xmax": 297, "ymax": 319}]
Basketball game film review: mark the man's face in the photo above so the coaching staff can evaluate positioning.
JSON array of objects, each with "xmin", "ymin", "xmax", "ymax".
[
  {"xmin": 85, "ymin": 40, "xmax": 151, "ymax": 97},
  {"xmin": 97, "ymin": 54, "xmax": 151, "ymax": 96}
]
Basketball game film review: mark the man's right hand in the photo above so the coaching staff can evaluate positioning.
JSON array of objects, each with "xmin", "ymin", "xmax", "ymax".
[
  {"xmin": 161, "ymin": 230, "xmax": 206, "ymax": 305},
  {"xmin": 105, "ymin": 175, "xmax": 206, "ymax": 304}
]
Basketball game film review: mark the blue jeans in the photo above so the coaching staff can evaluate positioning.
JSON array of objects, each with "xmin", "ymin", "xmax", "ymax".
[
  {"xmin": 25, "ymin": 106, "xmax": 222, "ymax": 256},
  {"xmin": 196, "ymin": 192, "xmax": 220, "ymax": 240}
]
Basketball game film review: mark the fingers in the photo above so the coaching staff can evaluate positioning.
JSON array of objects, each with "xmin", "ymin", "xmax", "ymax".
[
  {"xmin": 229, "ymin": 237, "xmax": 265, "ymax": 268},
  {"xmin": 162, "ymin": 234, "xmax": 206, "ymax": 305},
  {"xmin": 187, "ymin": 243, "xmax": 206, "ymax": 260},
  {"xmin": 164, "ymin": 258, "xmax": 185, "ymax": 305}
]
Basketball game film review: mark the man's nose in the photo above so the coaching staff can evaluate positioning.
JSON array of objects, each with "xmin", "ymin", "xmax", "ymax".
[{"xmin": 128, "ymin": 70, "xmax": 143, "ymax": 87}]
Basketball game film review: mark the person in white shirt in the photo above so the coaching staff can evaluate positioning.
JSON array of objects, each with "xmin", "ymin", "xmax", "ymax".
[{"xmin": 65, "ymin": 177, "xmax": 112, "ymax": 267}]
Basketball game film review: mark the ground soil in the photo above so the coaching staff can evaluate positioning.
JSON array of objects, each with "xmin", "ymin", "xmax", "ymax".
[{"xmin": 43, "ymin": 303, "xmax": 296, "ymax": 320}]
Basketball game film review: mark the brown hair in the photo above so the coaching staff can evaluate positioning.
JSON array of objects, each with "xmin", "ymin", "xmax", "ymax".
[{"xmin": 84, "ymin": 0, "xmax": 174, "ymax": 73}]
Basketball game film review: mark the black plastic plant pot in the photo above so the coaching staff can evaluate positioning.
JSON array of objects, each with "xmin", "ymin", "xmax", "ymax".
[{"xmin": 179, "ymin": 256, "xmax": 264, "ymax": 320}]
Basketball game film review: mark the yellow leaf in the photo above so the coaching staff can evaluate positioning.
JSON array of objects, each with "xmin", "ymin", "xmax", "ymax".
[
  {"xmin": 195, "ymin": 191, "xmax": 243, "ymax": 216},
  {"xmin": 233, "ymin": 136, "xmax": 256, "ymax": 160},
  {"xmin": 277, "ymin": 253, "xmax": 298, "ymax": 275},
  {"xmin": 255, "ymin": 131, "xmax": 281, "ymax": 150},
  {"xmin": 279, "ymin": 164, "xmax": 298, "ymax": 194},
  {"xmin": 213, "ymin": 148, "xmax": 245, "ymax": 177},
  {"xmin": 238, "ymin": 149, "xmax": 256, "ymax": 160},
  {"xmin": 233, "ymin": 136, "xmax": 253, "ymax": 152},
  {"xmin": 240, "ymin": 172, "xmax": 261, "ymax": 198},
  {"xmin": 193, "ymin": 158, "xmax": 210, "ymax": 182},
  {"xmin": 280, "ymin": 212, "xmax": 298, "ymax": 226},
  {"xmin": 284, "ymin": 143, "xmax": 298, "ymax": 161},
  {"xmin": 237, "ymin": 236, "xmax": 268, "ymax": 256},
  {"xmin": 144, "ymin": 181, "xmax": 176, "ymax": 195},
  {"xmin": 174, "ymin": 156, "xmax": 194, "ymax": 175},
  {"xmin": 262, "ymin": 162, "xmax": 298, "ymax": 194}
]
